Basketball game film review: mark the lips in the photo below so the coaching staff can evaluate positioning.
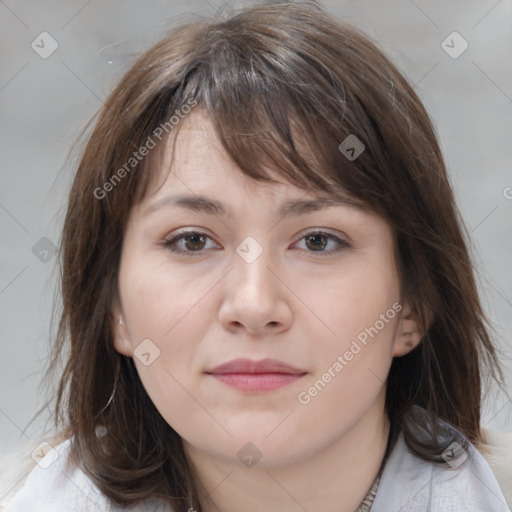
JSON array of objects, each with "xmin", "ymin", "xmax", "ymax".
[
  {"xmin": 206, "ymin": 358, "xmax": 306, "ymax": 375},
  {"xmin": 206, "ymin": 358, "xmax": 307, "ymax": 392}
]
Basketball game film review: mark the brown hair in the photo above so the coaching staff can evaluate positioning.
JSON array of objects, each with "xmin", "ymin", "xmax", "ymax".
[{"xmin": 43, "ymin": 1, "xmax": 505, "ymax": 509}]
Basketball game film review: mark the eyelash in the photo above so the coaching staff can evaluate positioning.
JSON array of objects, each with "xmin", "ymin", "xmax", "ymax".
[{"xmin": 160, "ymin": 229, "xmax": 350, "ymax": 258}]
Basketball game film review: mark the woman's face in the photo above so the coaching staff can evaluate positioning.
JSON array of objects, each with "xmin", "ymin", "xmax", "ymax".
[{"xmin": 112, "ymin": 110, "xmax": 415, "ymax": 467}]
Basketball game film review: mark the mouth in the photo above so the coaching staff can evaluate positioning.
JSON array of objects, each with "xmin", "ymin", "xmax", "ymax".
[{"xmin": 205, "ymin": 358, "xmax": 307, "ymax": 392}]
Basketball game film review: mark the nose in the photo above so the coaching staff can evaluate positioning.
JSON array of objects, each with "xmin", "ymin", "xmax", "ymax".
[{"xmin": 218, "ymin": 247, "xmax": 293, "ymax": 336}]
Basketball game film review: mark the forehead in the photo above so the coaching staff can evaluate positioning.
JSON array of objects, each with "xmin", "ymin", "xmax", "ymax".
[
  {"xmin": 170, "ymin": 112, "xmax": 243, "ymax": 182},
  {"xmin": 137, "ymin": 108, "xmax": 373, "ymax": 223},
  {"xmin": 146, "ymin": 109, "xmax": 309, "ymax": 200},
  {"xmin": 136, "ymin": 116, "xmax": 378, "ymax": 229}
]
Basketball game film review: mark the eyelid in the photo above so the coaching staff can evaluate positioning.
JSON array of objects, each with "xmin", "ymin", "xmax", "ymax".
[
  {"xmin": 160, "ymin": 227, "xmax": 350, "ymax": 257},
  {"xmin": 160, "ymin": 228, "xmax": 220, "ymax": 254},
  {"xmin": 291, "ymin": 229, "xmax": 350, "ymax": 256}
]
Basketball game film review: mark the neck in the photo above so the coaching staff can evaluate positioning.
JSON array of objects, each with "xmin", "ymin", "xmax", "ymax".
[{"xmin": 184, "ymin": 395, "xmax": 390, "ymax": 512}]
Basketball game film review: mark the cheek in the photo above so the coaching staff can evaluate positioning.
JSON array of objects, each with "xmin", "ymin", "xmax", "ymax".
[
  {"xmin": 293, "ymin": 256, "xmax": 400, "ymax": 416},
  {"xmin": 120, "ymin": 254, "xmax": 215, "ymax": 343},
  {"xmin": 294, "ymin": 267, "xmax": 400, "ymax": 437},
  {"xmin": 119, "ymin": 266, "xmax": 213, "ymax": 439},
  {"xmin": 315, "ymin": 253, "xmax": 401, "ymax": 354},
  {"xmin": 118, "ymin": 254, "xmax": 218, "ymax": 407}
]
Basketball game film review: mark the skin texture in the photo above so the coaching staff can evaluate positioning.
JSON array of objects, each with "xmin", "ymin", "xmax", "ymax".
[{"xmin": 112, "ymin": 110, "xmax": 421, "ymax": 512}]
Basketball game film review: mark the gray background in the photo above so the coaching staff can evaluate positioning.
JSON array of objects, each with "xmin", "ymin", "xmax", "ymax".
[{"xmin": 1, "ymin": 0, "xmax": 511, "ymax": 457}]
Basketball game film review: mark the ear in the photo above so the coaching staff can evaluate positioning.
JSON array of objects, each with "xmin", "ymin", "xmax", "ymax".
[
  {"xmin": 110, "ymin": 302, "xmax": 133, "ymax": 357},
  {"xmin": 393, "ymin": 301, "xmax": 423, "ymax": 357}
]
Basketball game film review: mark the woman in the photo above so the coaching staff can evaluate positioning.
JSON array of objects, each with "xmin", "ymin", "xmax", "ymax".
[{"xmin": 2, "ymin": 2, "xmax": 511, "ymax": 511}]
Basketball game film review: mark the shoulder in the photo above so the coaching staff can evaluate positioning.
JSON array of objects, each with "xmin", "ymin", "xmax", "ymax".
[
  {"xmin": 373, "ymin": 422, "xmax": 512, "ymax": 511},
  {"xmin": 478, "ymin": 428, "xmax": 512, "ymax": 508},
  {"xmin": 0, "ymin": 438, "xmax": 112, "ymax": 512},
  {"xmin": 0, "ymin": 438, "xmax": 171, "ymax": 512}
]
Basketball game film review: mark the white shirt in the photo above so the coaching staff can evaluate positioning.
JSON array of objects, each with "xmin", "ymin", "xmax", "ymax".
[
  {"xmin": 372, "ymin": 428, "xmax": 511, "ymax": 511},
  {"xmin": 3, "ymin": 419, "xmax": 511, "ymax": 512},
  {"xmin": 1, "ymin": 439, "xmax": 171, "ymax": 512}
]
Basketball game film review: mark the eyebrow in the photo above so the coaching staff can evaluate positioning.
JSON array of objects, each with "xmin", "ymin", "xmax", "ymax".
[{"xmin": 143, "ymin": 193, "xmax": 365, "ymax": 219}]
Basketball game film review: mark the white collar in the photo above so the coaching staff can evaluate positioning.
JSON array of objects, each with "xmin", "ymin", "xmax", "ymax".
[
  {"xmin": 372, "ymin": 413, "xmax": 511, "ymax": 511},
  {"xmin": 3, "ymin": 414, "xmax": 510, "ymax": 511}
]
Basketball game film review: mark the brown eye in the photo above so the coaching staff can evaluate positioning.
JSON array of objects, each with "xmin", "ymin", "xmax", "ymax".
[
  {"xmin": 181, "ymin": 233, "xmax": 207, "ymax": 251},
  {"xmin": 294, "ymin": 230, "xmax": 350, "ymax": 257},
  {"xmin": 162, "ymin": 231, "xmax": 217, "ymax": 257},
  {"xmin": 305, "ymin": 233, "xmax": 329, "ymax": 251}
]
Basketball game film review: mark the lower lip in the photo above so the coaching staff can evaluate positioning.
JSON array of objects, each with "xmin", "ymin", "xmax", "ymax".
[{"xmin": 209, "ymin": 372, "xmax": 305, "ymax": 392}]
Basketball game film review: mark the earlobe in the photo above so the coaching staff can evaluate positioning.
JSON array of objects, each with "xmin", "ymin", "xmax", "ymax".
[
  {"xmin": 111, "ymin": 310, "xmax": 133, "ymax": 357},
  {"xmin": 393, "ymin": 303, "xmax": 422, "ymax": 357}
]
